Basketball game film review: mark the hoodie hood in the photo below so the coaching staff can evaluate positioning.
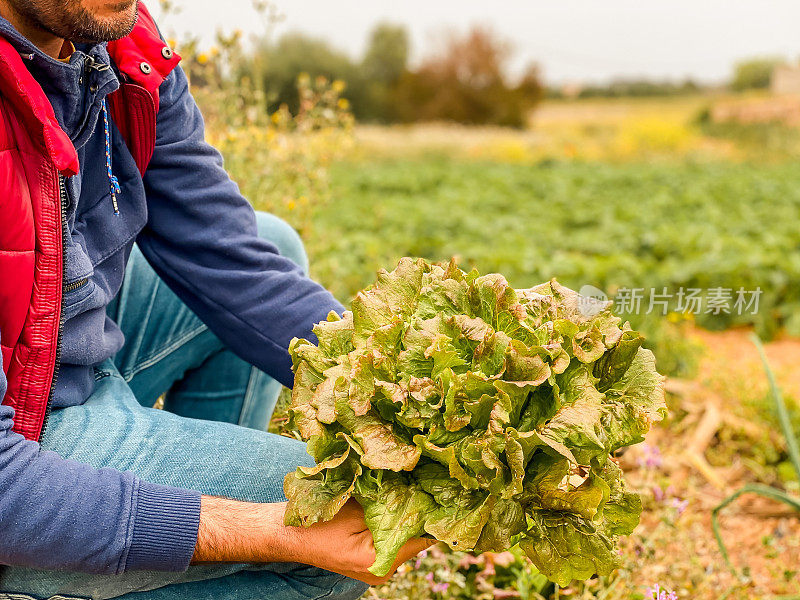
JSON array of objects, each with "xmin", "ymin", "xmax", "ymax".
[{"xmin": 0, "ymin": 16, "xmax": 119, "ymax": 149}]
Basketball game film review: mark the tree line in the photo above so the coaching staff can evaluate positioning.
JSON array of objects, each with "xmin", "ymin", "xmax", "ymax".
[{"xmin": 235, "ymin": 24, "xmax": 543, "ymax": 128}]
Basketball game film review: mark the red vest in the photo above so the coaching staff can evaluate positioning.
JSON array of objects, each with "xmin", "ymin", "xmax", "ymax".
[{"xmin": 0, "ymin": 3, "xmax": 180, "ymax": 441}]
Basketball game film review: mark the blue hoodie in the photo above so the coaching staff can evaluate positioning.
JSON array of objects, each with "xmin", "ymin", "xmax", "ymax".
[{"xmin": 0, "ymin": 17, "xmax": 344, "ymax": 574}]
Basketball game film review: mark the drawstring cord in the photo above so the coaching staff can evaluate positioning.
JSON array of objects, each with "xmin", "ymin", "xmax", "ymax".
[{"xmin": 100, "ymin": 98, "xmax": 121, "ymax": 215}]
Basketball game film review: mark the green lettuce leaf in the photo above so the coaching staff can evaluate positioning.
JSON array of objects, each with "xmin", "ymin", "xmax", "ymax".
[
  {"xmin": 520, "ymin": 511, "xmax": 621, "ymax": 587},
  {"xmin": 473, "ymin": 497, "xmax": 527, "ymax": 553},
  {"xmin": 284, "ymin": 448, "xmax": 361, "ymax": 527},
  {"xmin": 355, "ymin": 471, "xmax": 437, "ymax": 576},
  {"xmin": 415, "ymin": 463, "xmax": 496, "ymax": 550}
]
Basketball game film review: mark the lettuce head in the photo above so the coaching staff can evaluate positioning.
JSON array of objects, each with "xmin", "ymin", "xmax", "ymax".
[{"xmin": 284, "ymin": 258, "xmax": 666, "ymax": 586}]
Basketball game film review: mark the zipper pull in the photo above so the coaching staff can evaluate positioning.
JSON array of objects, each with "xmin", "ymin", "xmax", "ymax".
[
  {"xmin": 84, "ymin": 55, "xmax": 110, "ymax": 73},
  {"xmin": 110, "ymin": 176, "xmax": 121, "ymax": 215}
]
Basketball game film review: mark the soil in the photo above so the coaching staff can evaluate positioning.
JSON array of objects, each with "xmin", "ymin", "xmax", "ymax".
[{"xmin": 622, "ymin": 327, "xmax": 800, "ymax": 598}]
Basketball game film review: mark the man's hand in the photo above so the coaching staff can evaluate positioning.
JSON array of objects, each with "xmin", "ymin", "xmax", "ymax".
[
  {"xmin": 281, "ymin": 499, "xmax": 434, "ymax": 585},
  {"xmin": 192, "ymin": 496, "xmax": 433, "ymax": 585}
]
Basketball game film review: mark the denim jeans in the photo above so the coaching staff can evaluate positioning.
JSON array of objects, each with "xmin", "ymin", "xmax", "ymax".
[{"xmin": 0, "ymin": 212, "xmax": 368, "ymax": 600}]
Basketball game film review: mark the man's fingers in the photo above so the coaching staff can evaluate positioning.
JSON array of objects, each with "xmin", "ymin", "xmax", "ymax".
[
  {"xmin": 413, "ymin": 537, "xmax": 439, "ymax": 552},
  {"xmin": 397, "ymin": 537, "xmax": 438, "ymax": 562},
  {"xmin": 373, "ymin": 538, "xmax": 437, "ymax": 579},
  {"xmin": 331, "ymin": 539, "xmax": 440, "ymax": 586}
]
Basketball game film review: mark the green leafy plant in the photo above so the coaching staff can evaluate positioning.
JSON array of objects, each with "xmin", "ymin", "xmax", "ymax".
[
  {"xmin": 284, "ymin": 258, "xmax": 666, "ymax": 586},
  {"xmin": 712, "ymin": 334, "xmax": 800, "ymax": 580}
]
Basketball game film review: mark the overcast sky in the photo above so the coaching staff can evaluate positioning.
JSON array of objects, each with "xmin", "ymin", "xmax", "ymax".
[{"xmin": 156, "ymin": 0, "xmax": 800, "ymax": 85}]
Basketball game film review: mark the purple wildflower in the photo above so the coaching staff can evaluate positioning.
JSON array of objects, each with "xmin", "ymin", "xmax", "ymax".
[
  {"xmin": 671, "ymin": 497, "xmax": 689, "ymax": 516},
  {"xmin": 425, "ymin": 572, "xmax": 450, "ymax": 595},
  {"xmin": 638, "ymin": 443, "xmax": 663, "ymax": 469},
  {"xmin": 652, "ymin": 485, "xmax": 665, "ymax": 502},
  {"xmin": 652, "ymin": 484, "xmax": 676, "ymax": 503},
  {"xmin": 647, "ymin": 583, "xmax": 679, "ymax": 600},
  {"xmin": 414, "ymin": 549, "xmax": 428, "ymax": 569}
]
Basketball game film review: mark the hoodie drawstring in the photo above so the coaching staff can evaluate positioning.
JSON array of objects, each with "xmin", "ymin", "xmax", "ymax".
[{"xmin": 100, "ymin": 98, "xmax": 121, "ymax": 215}]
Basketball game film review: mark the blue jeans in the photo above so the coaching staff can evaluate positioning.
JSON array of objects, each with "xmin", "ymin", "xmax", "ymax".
[{"xmin": 0, "ymin": 212, "xmax": 368, "ymax": 600}]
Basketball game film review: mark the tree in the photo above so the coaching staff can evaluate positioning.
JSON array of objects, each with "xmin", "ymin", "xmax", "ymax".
[
  {"xmin": 391, "ymin": 27, "xmax": 541, "ymax": 128},
  {"xmin": 244, "ymin": 32, "xmax": 358, "ymax": 113},
  {"xmin": 731, "ymin": 57, "xmax": 785, "ymax": 91},
  {"xmin": 362, "ymin": 24, "xmax": 409, "ymax": 85},
  {"xmin": 358, "ymin": 24, "xmax": 410, "ymax": 121}
]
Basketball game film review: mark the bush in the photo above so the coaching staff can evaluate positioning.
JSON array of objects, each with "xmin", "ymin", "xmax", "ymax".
[
  {"xmin": 575, "ymin": 78, "xmax": 701, "ymax": 99},
  {"xmin": 730, "ymin": 57, "xmax": 785, "ymax": 91},
  {"xmin": 358, "ymin": 24, "xmax": 410, "ymax": 121},
  {"xmin": 243, "ymin": 32, "xmax": 359, "ymax": 115},
  {"xmin": 390, "ymin": 28, "xmax": 542, "ymax": 128}
]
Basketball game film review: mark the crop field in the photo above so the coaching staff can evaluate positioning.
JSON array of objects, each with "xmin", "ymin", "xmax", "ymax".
[
  {"xmin": 309, "ymin": 158, "xmax": 800, "ymax": 339},
  {"xmin": 211, "ymin": 94, "xmax": 800, "ymax": 600}
]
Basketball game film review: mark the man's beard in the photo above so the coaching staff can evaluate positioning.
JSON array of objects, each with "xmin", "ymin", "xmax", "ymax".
[{"xmin": 9, "ymin": 0, "xmax": 139, "ymax": 44}]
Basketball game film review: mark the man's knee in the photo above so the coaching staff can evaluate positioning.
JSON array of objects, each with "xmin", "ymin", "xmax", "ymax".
[
  {"xmin": 331, "ymin": 577, "xmax": 370, "ymax": 600},
  {"xmin": 239, "ymin": 565, "xmax": 368, "ymax": 600},
  {"xmin": 286, "ymin": 567, "xmax": 369, "ymax": 600},
  {"xmin": 254, "ymin": 211, "xmax": 310, "ymax": 274}
]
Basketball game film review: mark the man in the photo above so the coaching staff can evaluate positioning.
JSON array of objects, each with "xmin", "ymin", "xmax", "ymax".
[{"xmin": 0, "ymin": 0, "xmax": 430, "ymax": 598}]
